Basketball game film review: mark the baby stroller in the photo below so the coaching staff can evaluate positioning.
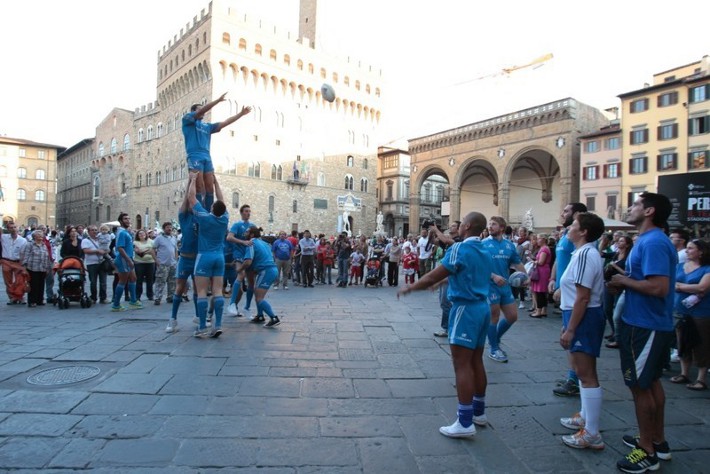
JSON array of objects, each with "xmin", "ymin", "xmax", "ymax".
[
  {"xmin": 54, "ymin": 256, "xmax": 92, "ymax": 309},
  {"xmin": 363, "ymin": 257, "xmax": 382, "ymax": 288}
]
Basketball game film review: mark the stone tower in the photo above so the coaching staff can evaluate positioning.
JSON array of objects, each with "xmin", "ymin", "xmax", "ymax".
[{"xmin": 298, "ymin": 0, "xmax": 318, "ymax": 49}]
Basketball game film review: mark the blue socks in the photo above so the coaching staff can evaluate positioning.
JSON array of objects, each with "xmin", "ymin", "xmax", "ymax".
[
  {"xmin": 213, "ymin": 296, "xmax": 224, "ymax": 328},
  {"xmin": 457, "ymin": 403, "xmax": 474, "ymax": 428},
  {"xmin": 568, "ymin": 369, "xmax": 579, "ymax": 384},
  {"xmin": 487, "ymin": 324, "xmax": 499, "ymax": 352},
  {"xmin": 128, "ymin": 282, "xmax": 137, "ymax": 303},
  {"xmin": 205, "ymin": 193, "xmax": 214, "ymax": 210},
  {"xmin": 171, "ymin": 293, "xmax": 181, "ymax": 319},
  {"xmin": 196, "ymin": 297, "xmax": 209, "ymax": 329},
  {"xmin": 497, "ymin": 317, "xmax": 513, "ymax": 340},
  {"xmin": 257, "ymin": 300, "xmax": 275, "ymax": 318},
  {"xmin": 113, "ymin": 283, "xmax": 125, "ymax": 307},
  {"xmin": 245, "ymin": 288, "xmax": 253, "ymax": 311},
  {"xmin": 473, "ymin": 395, "xmax": 486, "ymax": 417}
]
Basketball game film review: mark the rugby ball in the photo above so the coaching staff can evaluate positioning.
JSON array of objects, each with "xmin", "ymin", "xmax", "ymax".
[
  {"xmin": 508, "ymin": 271, "xmax": 529, "ymax": 288},
  {"xmin": 321, "ymin": 83, "xmax": 336, "ymax": 103}
]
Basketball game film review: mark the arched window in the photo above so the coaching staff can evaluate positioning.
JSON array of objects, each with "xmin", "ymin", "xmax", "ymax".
[
  {"xmin": 255, "ymin": 44, "xmax": 262, "ymax": 55},
  {"xmin": 17, "ymin": 189, "xmax": 26, "ymax": 200},
  {"xmin": 157, "ymin": 123, "xmax": 164, "ymax": 138},
  {"xmin": 123, "ymin": 134, "xmax": 131, "ymax": 151},
  {"xmin": 138, "ymin": 129, "xmax": 145, "ymax": 142},
  {"xmin": 284, "ymin": 54, "xmax": 290, "ymax": 66},
  {"xmin": 344, "ymin": 175, "xmax": 354, "ymax": 190},
  {"xmin": 360, "ymin": 178, "xmax": 368, "ymax": 193},
  {"xmin": 271, "ymin": 164, "xmax": 278, "ymax": 180},
  {"xmin": 386, "ymin": 180, "xmax": 394, "ymax": 200},
  {"xmin": 254, "ymin": 162, "xmax": 260, "ymax": 178},
  {"xmin": 363, "ymin": 158, "xmax": 368, "ymax": 170},
  {"xmin": 146, "ymin": 172, "xmax": 152, "ymax": 186},
  {"xmin": 317, "ymin": 172, "xmax": 325, "ymax": 186},
  {"xmin": 110, "ymin": 138, "xmax": 117, "ymax": 154},
  {"xmin": 297, "ymin": 59, "xmax": 303, "ymax": 70},
  {"xmin": 17, "ymin": 167, "xmax": 27, "ymax": 178},
  {"xmin": 93, "ymin": 176, "xmax": 100, "ymax": 198},
  {"xmin": 270, "ymin": 49, "xmax": 277, "ymax": 61},
  {"xmin": 277, "ymin": 165, "xmax": 283, "ymax": 180},
  {"xmin": 137, "ymin": 174, "xmax": 142, "ymax": 187},
  {"xmin": 293, "ymin": 200, "xmax": 298, "ymax": 213},
  {"xmin": 98, "ymin": 142, "xmax": 105, "ymax": 157},
  {"xmin": 346, "ymin": 155, "xmax": 354, "ymax": 167},
  {"xmin": 238, "ymin": 38, "xmax": 246, "ymax": 50},
  {"xmin": 35, "ymin": 190, "xmax": 45, "ymax": 201},
  {"xmin": 156, "ymin": 171, "xmax": 162, "ymax": 185},
  {"xmin": 232, "ymin": 192, "xmax": 239, "ymax": 209},
  {"xmin": 27, "ymin": 216, "xmax": 39, "ymax": 228},
  {"xmin": 147, "ymin": 125, "xmax": 154, "ymax": 140},
  {"xmin": 222, "ymin": 32, "xmax": 230, "ymax": 45},
  {"xmin": 268, "ymin": 195, "xmax": 275, "ymax": 212},
  {"xmin": 35, "ymin": 169, "xmax": 46, "ymax": 180}
]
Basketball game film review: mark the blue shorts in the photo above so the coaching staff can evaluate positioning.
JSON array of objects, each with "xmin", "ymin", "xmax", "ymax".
[
  {"xmin": 224, "ymin": 260, "xmax": 237, "ymax": 284},
  {"xmin": 618, "ymin": 319, "xmax": 674, "ymax": 389},
  {"xmin": 255, "ymin": 267, "xmax": 278, "ymax": 289},
  {"xmin": 488, "ymin": 284, "xmax": 515, "ymax": 306},
  {"xmin": 176, "ymin": 256, "xmax": 196, "ymax": 280},
  {"xmin": 114, "ymin": 256, "xmax": 132, "ymax": 274},
  {"xmin": 448, "ymin": 301, "xmax": 491, "ymax": 349},
  {"xmin": 194, "ymin": 252, "xmax": 224, "ymax": 278},
  {"xmin": 186, "ymin": 155, "xmax": 215, "ymax": 174},
  {"xmin": 562, "ymin": 306, "xmax": 605, "ymax": 357}
]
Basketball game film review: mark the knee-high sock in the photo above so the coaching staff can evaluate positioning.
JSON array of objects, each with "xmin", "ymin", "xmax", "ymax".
[
  {"xmin": 127, "ymin": 282, "xmax": 137, "ymax": 303},
  {"xmin": 245, "ymin": 287, "xmax": 254, "ymax": 310},
  {"xmin": 457, "ymin": 403, "xmax": 474, "ymax": 428},
  {"xmin": 113, "ymin": 283, "xmax": 125, "ymax": 307},
  {"xmin": 497, "ymin": 317, "xmax": 513, "ymax": 341},
  {"xmin": 257, "ymin": 300, "xmax": 275, "ymax": 318},
  {"xmin": 204, "ymin": 193, "xmax": 214, "ymax": 210},
  {"xmin": 196, "ymin": 297, "xmax": 209, "ymax": 329},
  {"xmin": 487, "ymin": 324, "xmax": 499, "ymax": 352},
  {"xmin": 171, "ymin": 293, "xmax": 181, "ymax": 319},
  {"xmin": 213, "ymin": 296, "xmax": 224, "ymax": 328},
  {"xmin": 581, "ymin": 386, "xmax": 603, "ymax": 435}
]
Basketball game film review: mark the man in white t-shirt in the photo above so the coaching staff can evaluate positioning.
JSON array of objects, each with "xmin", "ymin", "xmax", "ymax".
[{"xmin": 417, "ymin": 228, "xmax": 434, "ymax": 277}]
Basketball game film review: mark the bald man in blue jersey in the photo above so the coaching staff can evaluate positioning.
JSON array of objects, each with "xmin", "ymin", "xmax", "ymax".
[
  {"xmin": 188, "ymin": 172, "xmax": 229, "ymax": 338},
  {"xmin": 398, "ymin": 212, "xmax": 494, "ymax": 439}
]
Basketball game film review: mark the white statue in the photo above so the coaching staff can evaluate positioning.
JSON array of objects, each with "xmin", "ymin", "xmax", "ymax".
[
  {"xmin": 376, "ymin": 211, "xmax": 384, "ymax": 234},
  {"xmin": 342, "ymin": 210, "xmax": 350, "ymax": 236},
  {"xmin": 523, "ymin": 208, "xmax": 534, "ymax": 231}
]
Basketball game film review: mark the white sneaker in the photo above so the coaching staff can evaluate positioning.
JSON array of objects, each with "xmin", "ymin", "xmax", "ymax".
[
  {"xmin": 273, "ymin": 286, "xmax": 279, "ymax": 290},
  {"xmin": 670, "ymin": 349, "xmax": 680, "ymax": 363},
  {"xmin": 165, "ymin": 319, "xmax": 178, "ymax": 333},
  {"xmin": 191, "ymin": 316, "xmax": 211, "ymax": 328},
  {"xmin": 472, "ymin": 414, "xmax": 488, "ymax": 427},
  {"xmin": 518, "ymin": 301, "xmax": 525, "ymax": 309},
  {"xmin": 242, "ymin": 307, "xmax": 252, "ymax": 318},
  {"xmin": 560, "ymin": 412, "xmax": 585, "ymax": 430},
  {"xmin": 227, "ymin": 303, "xmax": 238, "ymax": 316},
  {"xmin": 488, "ymin": 349, "xmax": 508, "ymax": 363},
  {"xmin": 439, "ymin": 419, "xmax": 476, "ymax": 438}
]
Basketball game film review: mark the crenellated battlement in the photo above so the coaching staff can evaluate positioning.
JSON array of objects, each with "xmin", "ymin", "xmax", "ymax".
[
  {"xmin": 133, "ymin": 101, "xmax": 160, "ymax": 119},
  {"xmin": 158, "ymin": 2, "xmax": 212, "ymax": 60}
]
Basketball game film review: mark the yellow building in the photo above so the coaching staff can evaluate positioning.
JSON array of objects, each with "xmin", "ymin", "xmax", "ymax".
[
  {"xmin": 578, "ymin": 122, "xmax": 623, "ymax": 218},
  {"xmin": 0, "ymin": 137, "xmax": 64, "ymax": 229},
  {"xmin": 618, "ymin": 56, "xmax": 710, "ymax": 211}
]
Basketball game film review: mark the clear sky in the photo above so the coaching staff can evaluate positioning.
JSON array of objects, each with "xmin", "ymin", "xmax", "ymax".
[{"xmin": 1, "ymin": 0, "xmax": 707, "ymax": 148}]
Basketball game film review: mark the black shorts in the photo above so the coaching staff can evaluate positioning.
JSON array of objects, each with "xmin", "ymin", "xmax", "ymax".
[{"xmin": 618, "ymin": 319, "xmax": 673, "ymax": 390}]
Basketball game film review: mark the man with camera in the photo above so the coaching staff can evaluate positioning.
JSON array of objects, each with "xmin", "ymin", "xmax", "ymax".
[{"xmin": 417, "ymin": 221, "xmax": 436, "ymax": 278}]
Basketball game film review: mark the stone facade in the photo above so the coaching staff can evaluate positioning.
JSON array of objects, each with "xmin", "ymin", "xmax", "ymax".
[
  {"xmin": 0, "ymin": 137, "xmax": 63, "ymax": 229},
  {"xmin": 57, "ymin": 138, "xmax": 94, "ymax": 228},
  {"xmin": 407, "ymin": 98, "xmax": 610, "ymax": 231},
  {"xmin": 83, "ymin": 0, "xmax": 382, "ymax": 235}
]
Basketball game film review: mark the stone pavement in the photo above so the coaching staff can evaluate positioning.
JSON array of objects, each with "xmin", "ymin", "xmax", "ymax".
[{"xmin": 0, "ymin": 279, "xmax": 708, "ymax": 473}]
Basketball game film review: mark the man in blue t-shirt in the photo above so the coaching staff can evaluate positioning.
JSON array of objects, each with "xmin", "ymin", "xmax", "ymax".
[
  {"xmin": 482, "ymin": 216, "xmax": 526, "ymax": 363},
  {"xmin": 272, "ymin": 231, "xmax": 294, "ymax": 290},
  {"xmin": 182, "ymin": 92, "xmax": 251, "ymax": 209},
  {"xmin": 166, "ymin": 174, "xmax": 200, "ymax": 334},
  {"xmin": 608, "ymin": 192, "xmax": 676, "ymax": 473},
  {"xmin": 398, "ymin": 212, "xmax": 494, "ymax": 439},
  {"xmin": 549, "ymin": 202, "xmax": 588, "ymax": 397},
  {"xmin": 226, "ymin": 204, "xmax": 257, "ymax": 317},
  {"xmin": 188, "ymin": 172, "xmax": 229, "ymax": 338},
  {"xmin": 111, "ymin": 213, "xmax": 143, "ymax": 312}
]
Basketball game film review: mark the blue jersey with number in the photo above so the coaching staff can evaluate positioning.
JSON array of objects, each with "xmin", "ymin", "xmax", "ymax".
[
  {"xmin": 182, "ymin": 112, "xmax": 218, "ymax": 159},
  {"xmin": 441, "ymin": 237, "xmax": 494, "ymax": 304},
  {"xmin": 482, "ymin": 236, "xmax": 520, "ymax": 279},
  {"xmin": 114, "ymin": 228, "xmax": 134, "ymax": 259},
  {"xmin": 229, "ymin": 220, "xmax": 256, "ymax": 260},
  {"xmin": 244, "ymin": 238, "xmax": 277, "ymax": 272},
  {"xmin": 193, "ymin": 201, "xmax": 228, "ymax": 254},
  {"xmin": 178, "ymin": 210, "xmax": 198, "ymax": 255}
]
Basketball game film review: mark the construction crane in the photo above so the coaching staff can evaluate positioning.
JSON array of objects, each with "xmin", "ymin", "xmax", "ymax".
[{"xmin": 452, "ymin": 53, "xmax": 554, "ymax": 86}]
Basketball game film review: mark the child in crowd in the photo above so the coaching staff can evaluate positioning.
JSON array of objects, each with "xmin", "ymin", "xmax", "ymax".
[
  {"xmin": 401, "ymin": 245, "xmax": 419, "ymax": 285},
  {"xmin": 349, "ymin": 247, "xmax": 364, "ymax": 285},
  {"xmin": 98, "ymin": 225, "xmax": 112, "ymax": 254},
  {"xmin": 323, "ymin": 241, "xmax": 335, "ymax": 285}
]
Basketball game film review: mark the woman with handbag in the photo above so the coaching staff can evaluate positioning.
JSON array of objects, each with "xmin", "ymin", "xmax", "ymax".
[
  {"xmin": 21, "ymin": 230, "xmax": 52, "ymax": 307},
  {"xmin": 670, "ymin": 239, "xmax": 710, "ymax": 390},
  {"xmin": 81, "ymin": 226, "xmax": 110, "ymax": 304},
  {"xmin": 530, "ymin": 233, "xmax": 552, "ymax": 318}
]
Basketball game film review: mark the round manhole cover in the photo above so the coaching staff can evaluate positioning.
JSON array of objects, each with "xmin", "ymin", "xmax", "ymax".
[{"xmin": 27, "ymin": 366, "xmax": 101, "ymax": 386}]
